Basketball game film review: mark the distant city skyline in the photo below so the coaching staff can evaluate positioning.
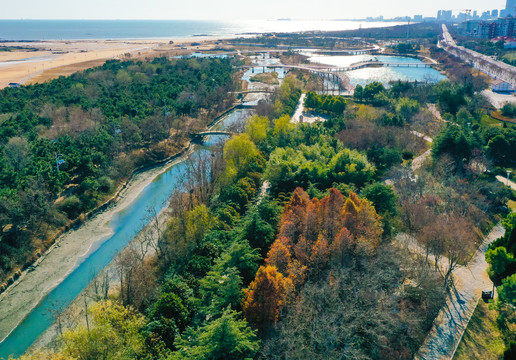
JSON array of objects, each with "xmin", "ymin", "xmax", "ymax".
[{"xmin": 0, "ymin": 0, "xmax": 507, "ymax": 20}]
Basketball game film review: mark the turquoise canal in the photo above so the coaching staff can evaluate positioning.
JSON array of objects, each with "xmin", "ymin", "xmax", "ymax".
[{"xmin": 0, "ymin": 109, "xmax": 251, "ymax": 359}]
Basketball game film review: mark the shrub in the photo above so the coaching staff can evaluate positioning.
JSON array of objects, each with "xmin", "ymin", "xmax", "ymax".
[{"xmin": 58, "ymin": 195, "xmax": 83, "ymax": 219}]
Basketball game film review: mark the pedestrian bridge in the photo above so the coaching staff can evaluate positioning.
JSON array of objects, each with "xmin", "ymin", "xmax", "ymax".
[
  {"xmin": 237, "ymin": 61, "xmax": 436, "ymax": 73},
  {"xmin": 190, "ymin": 131, "xmax": 234, "ymax": 143}
]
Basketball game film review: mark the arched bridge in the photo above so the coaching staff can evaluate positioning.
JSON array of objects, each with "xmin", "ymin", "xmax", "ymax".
[{"xmin": 190, "ymin": 131, "xmax": 234, "ymax": 143}]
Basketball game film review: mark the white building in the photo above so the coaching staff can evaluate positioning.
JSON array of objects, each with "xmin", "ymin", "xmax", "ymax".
[{"xmin": 492, "ymin": 79, "xmax": 513, "ymax": 92}]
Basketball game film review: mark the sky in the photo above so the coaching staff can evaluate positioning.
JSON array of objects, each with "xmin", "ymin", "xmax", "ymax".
[{"xmin": 0, "ymin": 0, "xmax": 508, "ymax": 20}]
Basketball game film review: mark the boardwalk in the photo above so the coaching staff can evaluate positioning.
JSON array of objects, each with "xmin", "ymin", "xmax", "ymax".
[{"xmin": 238, "ymin": 61, "xmax": 435, "ymax": 73}]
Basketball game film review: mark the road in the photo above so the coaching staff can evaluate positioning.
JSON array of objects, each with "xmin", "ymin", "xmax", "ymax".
[
  {"xmin": 441, "ymin": 24, "xmax": 516, "ymax": 86},
  {"xmin": 482, "ymin": 89, "xmax": 516, "ymax": 109}
]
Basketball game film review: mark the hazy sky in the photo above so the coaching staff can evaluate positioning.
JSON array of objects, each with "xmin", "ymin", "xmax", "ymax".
[{"xmin": 0, "ymin": 0, "xmax": 508, "ymax": 20}]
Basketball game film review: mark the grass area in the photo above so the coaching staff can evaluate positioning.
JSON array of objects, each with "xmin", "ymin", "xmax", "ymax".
[
  {"xmin": 491, "ymin": 111, "xmax": 516, "ymax": 121},
  {"xmin": 502, "ymin": 52, "xmax": 516, "ymax": 66},
  {"xmin": 508, "ymin": 200, "xmax": 516, "ymax": 212},
  {"xmin": 453, "ymin": 300, "xmax": 505, "ymax": 360},
  {"xmin": 482, "ymin": 113, "xmax": 507, "ymax": 127},
  {"xmin": 250, "ymin": 71, "xmax": 279, "ymax": 85}
]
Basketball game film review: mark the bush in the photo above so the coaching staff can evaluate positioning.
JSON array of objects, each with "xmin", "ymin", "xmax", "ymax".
[
  {"xmin": 402, "ymin": 150, "xmax": 414, "ymax": 160},
  {"xmin": 502, "ymin": 103, "xmax": 516, "ymax": 118},
  {"xmin": 58, "ymin": 195, "xmax": 83, "ymax": 219},
  {"xmin": 504, "ymin": 341, "xmax": 516, "ymax": 359},
  {"xmin": 98, "ymin": 176, "xmax": 114, "ymax": 193}
]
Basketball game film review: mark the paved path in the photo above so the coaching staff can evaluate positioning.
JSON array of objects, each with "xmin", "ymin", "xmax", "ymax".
[
  {"xmin": 291, "ymin": 93, "xmax": 306, "ymax": 124},
  {"xmin": 291, "ymin": 93, "xmax": 327, "ymax": 124},
  {"xmin": 427, "ymin": 104, "xmax": 448, "ymax": 123},
  {"xmin": 410, "ymin": 131, "xmax": 433, "ymax": 172},
  {"xmin": 414, "ymin": 224, "xmax": 505, "ymax": 360},
  {"xmin": 496, "ymin": 175, "xmax": 516, "ymax": 191},
  {"xmin": 482, "ymin": 90, "xmax": 516, "ymax": 109}
]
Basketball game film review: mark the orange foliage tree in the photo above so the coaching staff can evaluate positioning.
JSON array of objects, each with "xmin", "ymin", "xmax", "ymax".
[
  {"xmin": 242, "ymin": 265, "xmax": 293, "ymax": 332},
  {"xmin": 243, "ymin": 187, "xmax": 383, "ymax": 330}
]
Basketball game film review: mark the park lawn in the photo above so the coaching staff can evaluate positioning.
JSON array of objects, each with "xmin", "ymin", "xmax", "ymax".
[
  {"xmin": 502, "ymin": 52, "xmax": 516, "ymax": 66},
  {"xmin": 453, "ymin": 300, "xmax": 505, "ymax": 360},
  {"xmin": 250, "ymin": 71, "xmax": 279, "ymax": 85},
  {"xmin": 508, "ymin": 200, "xmax": 516, "ymax": 212},
  {"xmin": 482, "ymin": 113, "xmax": 507, "ymax": 127}
]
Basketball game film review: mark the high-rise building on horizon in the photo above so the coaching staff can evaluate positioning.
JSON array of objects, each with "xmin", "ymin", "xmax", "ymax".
[{"xmin": 502, "ymin": 0, "xmax": 516, "ymax": 17}]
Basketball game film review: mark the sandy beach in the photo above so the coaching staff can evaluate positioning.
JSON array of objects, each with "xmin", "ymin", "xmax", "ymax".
[
  {"xmin": 0, "ymin": 145, "xmax": 193, "ymax": 346},
  {"xmin": 0, "ymin": 36, "xmax": 227, "ymax": 88}
]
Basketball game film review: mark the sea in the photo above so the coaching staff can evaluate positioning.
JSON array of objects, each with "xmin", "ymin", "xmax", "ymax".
[{"xmin": 0, "ymin": 19, "xmax": 402, "ymax": 41}]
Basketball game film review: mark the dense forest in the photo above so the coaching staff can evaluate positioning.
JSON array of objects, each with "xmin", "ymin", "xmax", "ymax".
[
  {"xmin": 14, "ymin": 49, "xmax": 515, "ymax": 359},
  {"xmin": 0, "ymin": 56, "xmax": 238, "ymax": 288}
]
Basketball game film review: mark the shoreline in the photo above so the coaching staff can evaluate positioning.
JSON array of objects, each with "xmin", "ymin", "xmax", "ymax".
[{"xmin": 0, "ymin": 36, "xmax": 230, "ymax": 88}]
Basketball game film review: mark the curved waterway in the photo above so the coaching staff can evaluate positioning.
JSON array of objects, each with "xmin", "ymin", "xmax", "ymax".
[
  {"xmin": 0, "ymin": 108, "xmax": 252, "ymax": 359},
  {"xmin": 308, "ymin": 54, "xmax": 447, "ymax": 86}
]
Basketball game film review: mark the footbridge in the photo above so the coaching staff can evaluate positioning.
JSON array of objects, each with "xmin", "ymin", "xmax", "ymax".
[
  {"xmin": 238, "ymin": 61, "xmax": 435, "ymax": 92},
  {"xmin": 229, "ymin": 90, "xmax": 276, "ymax": 95},
  {"xmin": 190, "ymin": 131, "xmax": 234, "ymax": 143},
  {"xmin": 237, "ymin": 61, "xmax": 436, "ymax": 73}
]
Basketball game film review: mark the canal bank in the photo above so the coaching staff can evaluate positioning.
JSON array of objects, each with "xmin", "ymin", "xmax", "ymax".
[{"xmin": 0, "ymin": 106, "xmax": 253, "ymax": 358}]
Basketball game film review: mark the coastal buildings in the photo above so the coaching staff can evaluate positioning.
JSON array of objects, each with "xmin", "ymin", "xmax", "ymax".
[
  {"xmin": 459, "ymin": 17, "xmax": 516, "ymax": 39},
  {"xmin": 501, "ymin": 0, "xmax": 516, "ymax": 18}
]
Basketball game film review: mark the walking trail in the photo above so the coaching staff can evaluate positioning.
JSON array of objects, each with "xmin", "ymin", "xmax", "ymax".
[
  {"xmin": 496, "ymin": 175, "xmax": 516, "ymax": 191},
  {"xmin": 414, "ymin": 224, "xmax": 505, "ymax": 360}
]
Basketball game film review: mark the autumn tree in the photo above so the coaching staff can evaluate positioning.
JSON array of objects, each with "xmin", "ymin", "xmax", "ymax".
[{"xmin": 242, "ymin": 265, "xmax": 293, "ymax": 332}]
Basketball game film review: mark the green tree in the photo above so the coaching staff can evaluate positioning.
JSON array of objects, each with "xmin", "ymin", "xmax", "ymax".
[
  {"xmin": 362, "ymin": 82, "xmax": 385, "ymax": 101},
  {"xmin": 498, "ymin": 273, "xmax": 516, "ymax": 306},
  {"xmin": 245, "ymin": 115, "xmax": 269, "ymax": 144},
  {"xmin": 199, "ymin": 267, "xmax": 243, "ymax": 318},
  {"xmin": 432, "ymin": 125, "xmax": 473, "ymax": 166},
  {"xmin": 222, "ymin": 134, "xmax": 262, "ymax": 184},
  {"xmin": 171, "ymin": 308, "xmax": 260, "ymax": 360},
  {"xmin": 61, "ymin": 300, "xmax": 146, "ymax": 360},
  {"xmin": 240, "ymin": 210, "xmax": 276, "ymax": 254},
  {"xmin": 395, "ymin": 97, "xmax": 420, "ymax": 121},
  {"xmin": 362, "ymin": 182, "xmax": 397, "ymax": 215},
  {"xmin": 487, "ymin": 134, "xmax": 510, "ymax": 165},
  {"xmin": 486, "ymin": 247, "xmax": 516, "ymax": 285}
]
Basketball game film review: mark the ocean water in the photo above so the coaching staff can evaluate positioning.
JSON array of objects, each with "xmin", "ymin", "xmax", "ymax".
[{"xmin": 0, "ymin": 19, "xmax": 402, "ymax": 41}]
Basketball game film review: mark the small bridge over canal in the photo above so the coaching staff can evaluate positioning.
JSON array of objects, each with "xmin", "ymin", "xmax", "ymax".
[{"xmin": 190, "ymin": 131, "xmax": 234, "ymax": 143}]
